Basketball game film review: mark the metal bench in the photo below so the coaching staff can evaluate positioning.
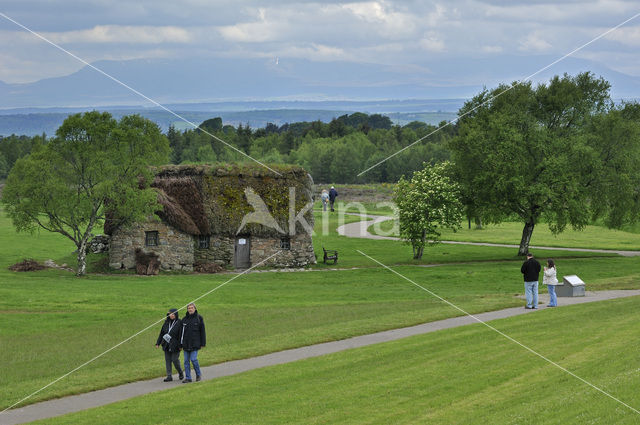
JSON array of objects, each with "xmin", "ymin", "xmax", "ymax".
[{"xmin": 323, "ymin": 247, "xmax": 338, "ymax": 264}]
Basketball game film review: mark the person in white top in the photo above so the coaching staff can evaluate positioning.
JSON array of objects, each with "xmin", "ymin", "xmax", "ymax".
[{"xmin": 543, "ymin": 259, "xmax": 559, "ymax": 307}]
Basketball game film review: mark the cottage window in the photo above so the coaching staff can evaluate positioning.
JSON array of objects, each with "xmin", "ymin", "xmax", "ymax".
[
  {"xmin": 145, "ymin": 231, "xmax": 159, "ymax": 247},
  {"xmin": 199, "ymin": 235, "xmax": 210, "ymax": 249},
  {"xmin": 280, "ymin": 237, "xmax": 291, "ymax": 250}
]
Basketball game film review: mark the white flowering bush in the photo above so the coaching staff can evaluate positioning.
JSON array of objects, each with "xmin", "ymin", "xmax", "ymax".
[{"xmin": 393, "ymin": 162, "xmax": 463, "ymax": 259}]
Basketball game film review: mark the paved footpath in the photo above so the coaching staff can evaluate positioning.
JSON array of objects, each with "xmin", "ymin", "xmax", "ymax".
[
  {"xmin": 3, "ymin": 289, "xmax": 640, "ymax": 425},
  {"xmin": 337, "ymin": 213, "xmax": 640, "ymax": 256}
]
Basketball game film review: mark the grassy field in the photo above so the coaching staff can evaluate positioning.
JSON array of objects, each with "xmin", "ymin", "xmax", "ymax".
[
  {"xmin": 310, "ymin": 210, "xmax": 616, "ymax": 268},
  {"xmin": 371, "ymin": 218, "xmax": 640, "ymax": 251},
  {"xmin": 2, "ymin": 205, "xmax": 640, "ymax": 414},
  {"xmin": 36, "ymin": 296, "xmax": 640, "ymax": 425}
]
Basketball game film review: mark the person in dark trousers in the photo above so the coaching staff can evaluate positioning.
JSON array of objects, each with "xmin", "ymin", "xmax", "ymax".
[
  {"xmin": 180, "ymin": 302, "xmax": 206, "ymax": 383},
  {"xmin": 521, "ymin": 253, "xmax": 541, "ymax": 309},
  {"xmin": 329, "ymin": 186, "xmax": 338, "ymax": 212},
  {"xmin": 155, "ymin": 308, "xmax": 183, "ymax": 382}
]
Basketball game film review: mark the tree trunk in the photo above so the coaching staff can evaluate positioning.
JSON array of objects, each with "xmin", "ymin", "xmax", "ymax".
[
  {"xmin": 413, "ymin": 228, "xmax": 427, "ymax": 259},
  {"xmin": 77, "ymin": 239, "xmax": 88, "ymax": 276},
  {"xmin": 474, "ymin": 216, "xmax": 483, "ymax": 230},
  {"xmin": 518, "ymin": 220, "xmax": 535, "ymax": 256},
  {"xmin": 468, "ymin": 216, "xmax": 471, "ymax": 229}
]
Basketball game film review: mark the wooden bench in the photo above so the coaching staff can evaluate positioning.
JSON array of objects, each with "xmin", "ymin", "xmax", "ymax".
[{"xmin": 323, "ymin": 247, "xmax": 338, "ymax": 264}]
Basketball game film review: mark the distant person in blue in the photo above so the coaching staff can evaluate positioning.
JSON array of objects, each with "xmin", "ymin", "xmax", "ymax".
[
  {"xmin": 180, "ymin": 302, "xmax": 206, "ymax": 383},
  {"xmin": 321, "ymin": 189, "xmax": 330, "ymax": 212},
  {"xmin": 521, "ymin": 253, "xmax": 541, "ymax": 309},
  {"xmin": 329, "ymin": 186, "xmax": 338, "ymax": 212},
  {"xmin": 543, "ymin": 259, "xmax": 559, "ymax": 307}
]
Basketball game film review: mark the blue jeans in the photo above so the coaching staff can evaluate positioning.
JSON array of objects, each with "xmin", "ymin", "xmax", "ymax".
[
  {"xmin": 547, "ymin": 285, "xmax": 557, "ymax": 307},
  {"xmin": 183, "ymin": 350, "xmax": 201, "ymax": 380},
  {"xmin": 524, "ymin": 281, "xmax": 538, "ymax": 308}
]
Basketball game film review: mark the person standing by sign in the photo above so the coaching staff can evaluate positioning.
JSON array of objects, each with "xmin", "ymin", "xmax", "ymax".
[
  {"xmin": 521, "ymin": 253, "xmax": 541, "ymax": 309},
  {"xmin": 181, "ymin": 302, "xmax": 206, "ymax": 383},
  {"xmin": 329, "ymin": 186, "xmax": 338, "ymax": 212},
  {"xmin": 155, "ymin": 308, "xmax": 183, "ymax": 382},
  {"xmin": 543, "ymin": 259, "xmax": 559, "ymax": 307}
]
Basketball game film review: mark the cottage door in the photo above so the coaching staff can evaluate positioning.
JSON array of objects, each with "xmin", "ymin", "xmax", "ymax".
[{"xmin": 234, "ymin": 236, "xmax": 251, "ymax": 269}]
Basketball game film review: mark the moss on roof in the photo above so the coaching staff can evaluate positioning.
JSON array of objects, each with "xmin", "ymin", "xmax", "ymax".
[{"xmin": 107, "ymin": 163, "xmax": 314, "ymax": 237}]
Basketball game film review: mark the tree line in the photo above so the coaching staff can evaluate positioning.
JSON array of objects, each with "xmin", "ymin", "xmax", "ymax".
[
  {"xmin": 1, "ymin": 113, "xmax": 451, "ymax": 184},
  {"xmin": 396, "ymin": 72, "xmax": 640, "ymax": 257},
  {"xmin": 166, "ymin": 112, "xmax": 452, "ymax": 183}
]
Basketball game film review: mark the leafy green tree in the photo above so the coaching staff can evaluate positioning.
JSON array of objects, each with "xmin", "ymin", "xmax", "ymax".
[
  {"xmin": 167, "ymin": 125, "xmax": 184, "ymax": 164},
  {"xmin": 450, "ymin": 72, "xmax": 614, "ymax": 255},
  {"xmin": 393, "ymin": 162, "xmax": 463, "ymax": 259},
  {"xmin": 235, "ymin": 123, "xmax": 253, "ymax": 153},
  {"xmin": 180, "ymin": 131, "xmax": 217, "ymax": 163},
  {"xmin": 2, "ymin": 112, "xmax": 169, "ymax": 276},
  {"xmin": 198, "ymin": 117, "xmax": 223, "ymax": 133},
  {"xmin": 0, "ymin": 152, "xmax": 8, "ymax": 179},
  {"xmin": 584, "ymin": 102, "xmax": 640, "ymax": 228}
]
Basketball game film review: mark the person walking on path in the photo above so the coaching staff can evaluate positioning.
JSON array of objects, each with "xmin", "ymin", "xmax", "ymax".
[
  {"xmin": 329, "ymin": 186, "xmax": 338, "ymax": 212},
  {"xmin": 155, "ymin": 308, "xmax": 184, "ymax": 382},
  {"xmin": 321, "ymin": 189, "xmax": 330, "ymax": 212},
  {"xmin": 180, "ymin": 302, "xmax": 206, "ymax": 383},
  {"xmin": 543, "ymin": 259, "xmax": 559, "ymax": 307},
  {"xmin": 521, "ymin": 253, "xmax": 541, "ymax": 309}
]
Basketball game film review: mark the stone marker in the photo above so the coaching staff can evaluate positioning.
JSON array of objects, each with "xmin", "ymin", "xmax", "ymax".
[{"xmin": 557, "ymin": 275, "xmax": 585, "ymax": 297}]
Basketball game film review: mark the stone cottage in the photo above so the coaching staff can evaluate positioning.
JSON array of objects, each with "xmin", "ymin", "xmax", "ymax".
[{"xmin": 107, "ymin": 163, "xmax": 316, "ymax": 271}]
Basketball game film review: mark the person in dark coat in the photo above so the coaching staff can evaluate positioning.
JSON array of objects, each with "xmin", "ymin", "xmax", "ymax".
[
  {"xmin": 155, "ymin": 308, "xmax": 184, "ymax": 382},
  {"xmin": 521, "ymin": 253, "xmax": 541, "ymax": 309},
  {"xmin": 180, "ymin": 302, "xmax": 206, "ymax": 383},
  {"xmin": 328, "ymin": 186, "xmax": 338, "ymax": 212}
]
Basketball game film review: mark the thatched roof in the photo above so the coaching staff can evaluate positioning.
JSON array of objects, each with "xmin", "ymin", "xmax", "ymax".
[{"xmin": 106, "ymin": 163, "xmax": 314, "ymax": 237}]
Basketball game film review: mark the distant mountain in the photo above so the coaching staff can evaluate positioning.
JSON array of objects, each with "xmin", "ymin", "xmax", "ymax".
[{"xmin": 2, "ymin": 55, "xmax": 638, "ymax": 109}]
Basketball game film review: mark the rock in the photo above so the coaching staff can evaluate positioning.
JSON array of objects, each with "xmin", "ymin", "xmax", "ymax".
[{"xmin": 88, "ymin": 235, "xmax": 110, "ymax": 254}]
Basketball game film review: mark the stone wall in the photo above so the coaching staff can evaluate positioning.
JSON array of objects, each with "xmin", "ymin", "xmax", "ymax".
[
  {"xmin": 110, "ymin": 223, "xmax": 316, "ymax": 271},
  {"xmin": 194, "ymin": 236, "xmax": 234, "ymax": 266},
  {"xmin": 251, "ymin": 233, "xmax": 316, "ymax": 268},
  {"xmin": 88, "ymin": 235, "xmax": 110, "ymax": 254},
  {"xmin": 194, "ymin": 233, "xmax": 316, "ymax": 269},
  {"xmin": 109, "ymin": 221, "xmax": 195, "ymax": 272}
]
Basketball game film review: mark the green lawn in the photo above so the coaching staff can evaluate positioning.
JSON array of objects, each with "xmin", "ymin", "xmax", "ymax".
[
  {"xmin": 313, "ymin": 200, "xmax": 396, "ymax": 216},
  {"xmin": 311, "ymin": 212, "xmax": 616, "ymax": 269},
  {"xmin": 1, "ymin": 207, "xmax": 638, "ymax": 411},
  {"xmin": 3, "ymin": 254, "xmax": 640, "ymax": 411},
  {"xmin": 371, "ymin": 219, "xmax": 640, "ymax": 251},
  {"xmin": 36, "ymin": 296, "xmax": 640, "ymax": 425}
]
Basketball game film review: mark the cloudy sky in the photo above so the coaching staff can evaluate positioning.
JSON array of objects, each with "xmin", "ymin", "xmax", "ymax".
[{"xmin": 0, "ymin": 0, "xmax": 639, "ymax": 85}]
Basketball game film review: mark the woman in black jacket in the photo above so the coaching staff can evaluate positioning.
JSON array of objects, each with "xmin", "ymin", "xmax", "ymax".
[
  {"xmin": 155, "ymin": 308, "xmax": 184, "ymax": 382},
  {"xmin": 180, "ymin": 302, "xmax": 206, "ymax": 383}
]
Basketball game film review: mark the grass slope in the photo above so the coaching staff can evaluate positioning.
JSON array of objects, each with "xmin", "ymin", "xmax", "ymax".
[
  {"xmin": 1, "ymin": 207, "xmax": 638, "ymax": 410},
  {"xmin": 36, "ymin": 296, "xmax": 640, "ymax": 425}
]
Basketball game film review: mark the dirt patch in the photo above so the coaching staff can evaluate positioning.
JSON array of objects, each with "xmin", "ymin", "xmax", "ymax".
[
  {"xmin": 194, "ymin": 263, "xmax": 225, "ymax": 273},
  {"xmin": 9, "ymin": 259, "xmax": 47, "ymax": 272}
]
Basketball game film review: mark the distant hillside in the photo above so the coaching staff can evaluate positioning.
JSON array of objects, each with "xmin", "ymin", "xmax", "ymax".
[
  {"xmin": 0, "ymin": 106, "xmax": 458, "ymax": 136},
  {"xmin": 1, "ymin": 55, "xmax": 639, "ymax": 109}
]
